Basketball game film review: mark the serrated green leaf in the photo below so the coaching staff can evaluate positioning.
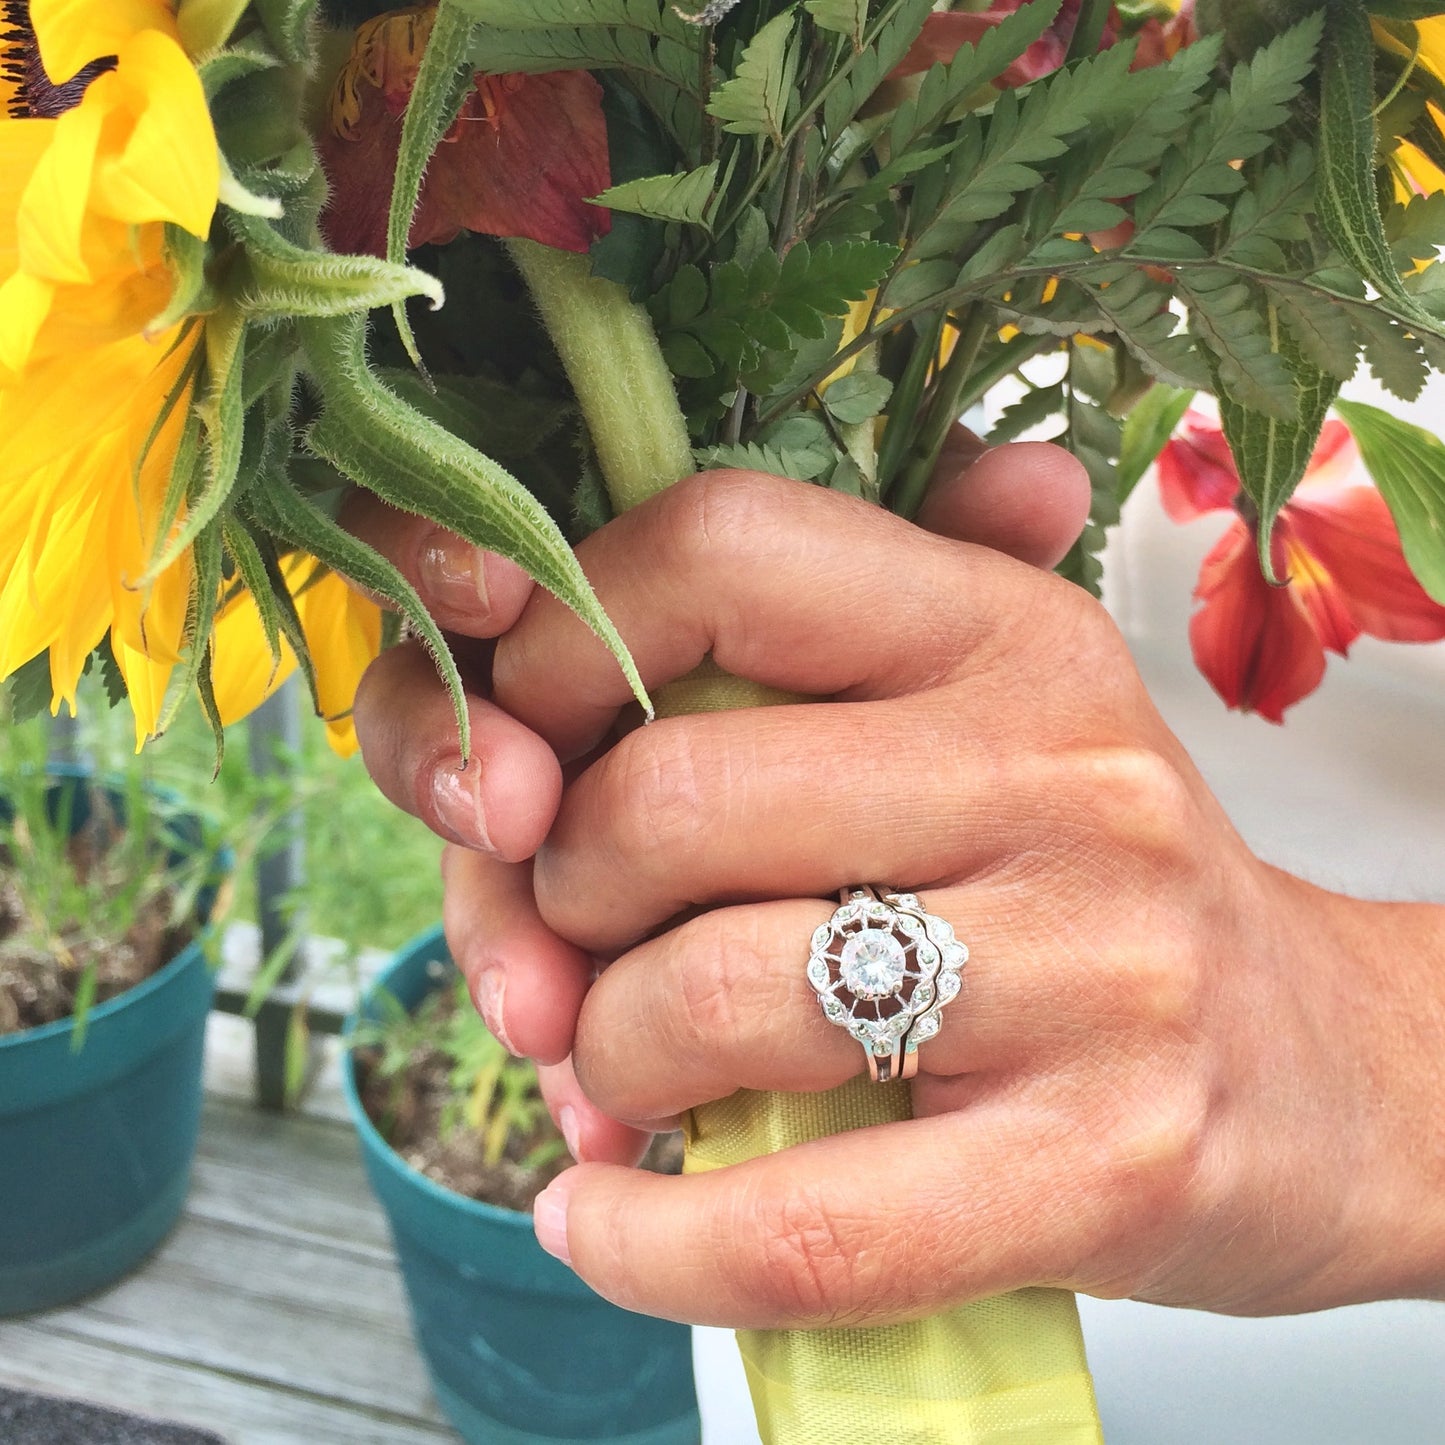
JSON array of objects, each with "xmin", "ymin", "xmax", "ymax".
[
  {"xmin": 1334, "ymin": 400, "xmax": 1445, "ymax": 603},
  {"xmin": 1351, "ymin": 306, "xmax": 1429, "ymax": 400},
  {"xmin": 822, "ymin": 371, "xmax": 893, "ymax": 424},
  {"xmin": 1182, "ymin": 272, "xmax": 1299, "ymax": 420},
  {"xmin": 1261, "ymin": 282, "xmax": 1358, "ymax": 382},
  {"xmin": 3, "ymin": 653, "xmax": 53, "ymax": 725},
  {"xmin": 1316, "ymin": 1, "xmax": 1424, "ymax": 320},
  {"xmin": 804, "ymin": 0, "xmax": 868, "ymax": 44},
  {"xmin": 1216, "ymin": 322, "xmax": 1338, "ymax": 583},
  {"xmin": 694, "ymin": 439, "xmax": 836, "ymax": 481},
  {"xmin": 987, "ymin": 382, "xmax": 1066, "ymax": 445},
  {"xmin": 709, "ymin": 9, "xmax": 798, "ymax": 140},
  {"xmin": 593, "ymin": 162, "xmax": 719, "ymax": 226}
]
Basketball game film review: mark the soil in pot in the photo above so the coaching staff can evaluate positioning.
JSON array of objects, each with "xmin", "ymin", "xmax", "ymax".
[
  {"xmin": 354, "ymin": 972, "xmax": 683, "ymax": 1212},
  {"xmin": 0, "ymin": 799, "xmax": 191, "ymax": 1036}
]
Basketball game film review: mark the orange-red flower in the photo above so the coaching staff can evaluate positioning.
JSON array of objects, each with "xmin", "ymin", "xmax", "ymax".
[
  {"xmin": 1159, "ymin": 411, "xmax": 1445, "ymax": 722},
  {"xmin": 893, "ymin": 0, "xmax": 1119, "ymax": 86},
  {"xmin": 317, "ymin": 3, "xmax": 610, "ymax": 258}
]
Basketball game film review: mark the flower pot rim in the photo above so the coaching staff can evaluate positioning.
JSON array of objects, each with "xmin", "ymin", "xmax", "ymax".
[
  {"xmin": 341, "ymin": 924, "xmax": 541, "ymax": 1232},
  {"xmin": 0, "ymin": 765, "xmax": 230, "ymax": 1053}
]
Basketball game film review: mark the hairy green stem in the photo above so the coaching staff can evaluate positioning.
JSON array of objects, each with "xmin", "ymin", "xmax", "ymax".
[{"xmin": 507, "ymin": 240, "xmax": 694, "ymax": 513}]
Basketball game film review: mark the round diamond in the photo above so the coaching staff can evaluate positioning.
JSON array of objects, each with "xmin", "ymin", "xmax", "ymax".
[
  {"xmin": 937, "ymin": 971, "xmax": 962, "ymax": 1002},
  {"xmin": 807, "ymin": 957, "xmax": 832, "ymax": 989},
  {"xmin": 943, "ymin": 943, "xmax": 968, "ymax": 969},
  {"xmin": 912, "ymin": 1013, "xmax": 941, "ymax": 1042},
  {"xmin": 839, "ymin": 929, "xmax": 908, "ymax": 999}
]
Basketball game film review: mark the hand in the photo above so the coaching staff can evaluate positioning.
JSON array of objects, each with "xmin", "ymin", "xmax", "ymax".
[
  {"xmin": 347, "ymin": 435, "xmax": 1092, "ymax": 1162},
  {"xmin": 350, "ymin": 455, "xmax": 1445, "ymax": 1330}
]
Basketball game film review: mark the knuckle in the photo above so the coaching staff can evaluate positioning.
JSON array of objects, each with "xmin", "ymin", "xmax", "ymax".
[
  {"xmin": 741, "ymin": 1181, "xmax": 874, "ymax": 1325},
  {"xmin": 670, "ymin": 908, "xmax": 752, "ymax": 1055},
  {"xmin": 592, "ymin": 722, "xmax": 713, "ymax": 875},
  {"xmin": 659, "ymin": 469, "xmax": 788, "ymax": 570},
  {"xmin": 1099, "ymin": 1077, "xmax": 1212, "ymax": 1247},
  {"xmin": 1067, "ymin": 744, "xmax": 1200, "ymax": 866}
]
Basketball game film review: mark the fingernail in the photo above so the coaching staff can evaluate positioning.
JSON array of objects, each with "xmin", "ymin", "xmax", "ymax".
[
  {"xmin": 558, "ymin": 1104, "xmax": 581, "ymax": 1161},
  {"xmin": 419, "ymin": 530, "xmax": 491, "ymax": 617},
  {"xmin": 533, "ymin": 1175, "xmax": 573, "ymax": 1265},
  {"xmin": 431, "ymin": 763, "xmax": 494, "ymax": 852},
  {"xmin": 471, "ymin": 968, "xmax": 517, "ymax": 1055}
]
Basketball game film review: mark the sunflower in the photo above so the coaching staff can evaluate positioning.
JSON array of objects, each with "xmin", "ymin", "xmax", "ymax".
[
  {"xmin": 0, "ymin": 0, "xmax": 383, "ymax": 750},
  {"xmin": 1375, "ymin": 14, "xmax": 1445, "ymax": 200}
]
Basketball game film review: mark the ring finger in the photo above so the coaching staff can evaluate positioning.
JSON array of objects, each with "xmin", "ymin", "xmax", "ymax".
[{"xmin": 569, "ymin": 886, "xmax": 1103, "ymax": 1126}]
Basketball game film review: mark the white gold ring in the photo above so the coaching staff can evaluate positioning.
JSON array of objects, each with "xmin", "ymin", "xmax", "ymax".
[{"xmin": 807, "ymin": 886, "xmax": 968, "ymax": 1083}]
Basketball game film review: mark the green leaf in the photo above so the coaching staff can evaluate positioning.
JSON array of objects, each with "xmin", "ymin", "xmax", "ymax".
[
  {"xmin": 987, "ymin": 382, "xmax": 1066, "ymax": 445},
  {"xmin": 708, "ymin": 8, "xmax": 798, "ymax": 141},
  {"xmin": 248, "ymin": 450, "xmax": 474, "ymax": 757},
  {"xmin": 1181, "ymin": 269, "xmax": 1298, "ymax": 420},
  {"xmin": 1216, "ymin": 326, "xmax": 1339, "ymax": 582},
  {"xmin": 1334, "ymin": 400, "xmax": 1445, "ymax": 603},
  {"xmin": 1116, "ymin": 384, "xmax": 1193, "ymax": 502},
  {"xmin": 1316, "ymin": 1, "xmax": 1424, "ymax": 319},
  {"xmin": 592, "ymin": 162, "xmax": 719, "ymax": 226},
  {"xmin": 252, "ymin": 0, "xmax": 317, "ymax": 64},
  {"xmin": 804, "ymin": 0, "xmax": 868, "ymax": 45},
  {"xmin": 227, "ymin": 209, "xmax": 443, "ymax": 318},
  {"xmin": 822, "ymin": 371, "xmax": 893, "ymax": 424},
  {"xmin": 387, "ymin": 0, "xmax": 475, "ymax": 367},
  {"xmin": 299, "ymin": 313, "xmax": 650, "ymax": 716},
  {"xmin": 4, "ymin": 654, "xmax": 53, "ymax": 725}
]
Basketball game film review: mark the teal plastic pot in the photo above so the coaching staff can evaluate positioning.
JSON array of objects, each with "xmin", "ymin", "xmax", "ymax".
[
  {"xmin": 0, "ymin": 770, "xmax": 223, "ymax": 1316},
  {"xmin": 344, "ymin": 927, "xmax": 700, "ymax": 1445}
]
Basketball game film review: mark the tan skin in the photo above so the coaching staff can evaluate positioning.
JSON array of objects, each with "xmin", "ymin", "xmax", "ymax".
[{"xmin": 344, "ymin": 438, "xmax": 1445, "ymax": 1331}]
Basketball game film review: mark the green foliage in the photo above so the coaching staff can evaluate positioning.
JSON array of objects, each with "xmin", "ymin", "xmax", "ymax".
[
  {"xmin": 1335, "ymin": 400, "xmax": 1445, "ymax": 604},
  {"xmin": 592, "ymin": 161, "xmax": 721, "ymax": 225},
  {"xmin": 351, "ymin": 972, "xmax": 565, "ymax": 1170},
  {"xmin": 1117, "ymin": 384, "xmax": 1193, "ymax": 502},
  {"xmin": 708, "ymin": 8, "xmax": 799, "ymax": 140}
]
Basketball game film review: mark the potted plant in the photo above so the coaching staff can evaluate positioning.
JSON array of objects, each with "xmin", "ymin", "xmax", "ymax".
[
  {"xmin": 343, "ymin": 926, "xmax": 700, "ymax": 1445},
  {"xmin": 0, "ymin": 759, "xmax": 228, "ymax": 1316}
]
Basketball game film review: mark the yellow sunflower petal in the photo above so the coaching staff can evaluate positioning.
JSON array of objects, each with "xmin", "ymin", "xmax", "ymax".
[
  {"xmin": 13, "ymin": 94, "xmax": 106, "ymax": 285},
  {"xmin": 1415, "ymin": 16, "xmax": 1445, "ymax": 83},
  {"xmin": 0, "ymin": 120, "xmax": 55, "ymax": 278},
  {"xmin": 0, "ymin": 269, "xmax": 57, "ymax": 374},
  {"xmin": 290, "ymin": 563, "xmax": 383, "ymax": 754},
  {"xmin": 29, "ymin": 0, "xmax": 178, "ymax": 84},
  {"xmin": 209, "ymin": 585, "xmax": 298, "ymax": 728},
  {"xmin": 89, "ymin": 31, "xmax": 218, "ymax": 236},
  {"xmin": 111, "ymin": 631, "xmax": 173, "ymax": 748}
]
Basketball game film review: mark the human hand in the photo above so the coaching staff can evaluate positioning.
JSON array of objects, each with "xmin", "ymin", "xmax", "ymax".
[{"xmin": 346, "ymin": 434, "xmax": 1093, "ymax": 1164}]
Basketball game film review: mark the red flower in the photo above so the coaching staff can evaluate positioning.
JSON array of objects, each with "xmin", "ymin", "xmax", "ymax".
[
  {"xmin": 1159, "ymin": 411, "xmax": 1445, "ymax": 722},
  {"xmin": 893, "ymin": 0, "xmax": 1119, "ymax": 87},
  {"xmin": 317, "ymin": 4, "xmax": 610, "ymax": 258}
]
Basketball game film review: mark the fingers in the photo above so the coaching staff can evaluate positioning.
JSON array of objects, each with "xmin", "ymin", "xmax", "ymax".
[
  {"xmin": 353, "ymin": 642, "xmax": 563, "ymax": 861},
  {"xmin": 529, "ymin": 698, "xmax": 1059, "ymax": 954},
  {"xmin": 919, "ymin": 439, "xmax": 1093, "ymax": 571},
  {"xmin": 529, "ymin": 1098, "xmax": 1139, "ymax": 1328},
  {"xmin": 441, "ymin": 846, "xmax": 590, "ymax": 1066},
  {"xmin": 492, "ymin": 470, "xmax": 1068, "ymax": 759},
  {"xmin": 535, "ymin": 1057, "xmax": 659, "ymax": 1167},
  {"xmin": 340, "ymin": 491, "xmax": 535, "ymax": 636},
  {"xmin": 567, "ymin": 889, "xmax": 1121, "ymax": 1124}
]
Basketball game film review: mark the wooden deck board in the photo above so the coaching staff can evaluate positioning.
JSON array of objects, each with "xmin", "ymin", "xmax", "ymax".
[{"xmin": 0, "ymin": 1019, "xmax": 459, "ymax": 1445}]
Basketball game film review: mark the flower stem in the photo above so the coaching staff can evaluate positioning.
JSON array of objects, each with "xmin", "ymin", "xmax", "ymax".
[{"xmin": 506, "ymin": 239, "xmax": 693, "ymax": 514}]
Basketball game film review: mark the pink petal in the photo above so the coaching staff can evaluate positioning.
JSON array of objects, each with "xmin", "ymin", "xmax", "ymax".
[
  {"xmin": 1286, "ymin": 486, "xmax": 1445, "ymax": 643},
  {"xmin": 1294, "ymin": 418, "xmax": 1359, "ymax": 493},
  {"xmin": 1157, "ymin": 410, "xmax": 1239, "ymax": 520},
  {"xmin": 891, "ymin": 0, "xmax": 1110, "ymax": 86},
  {"xmin": 1190, "ymin": 520, "xmax": 1327, "ymax": 723}
]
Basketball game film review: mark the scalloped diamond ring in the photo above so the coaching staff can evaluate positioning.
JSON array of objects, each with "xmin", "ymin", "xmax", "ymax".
[{"xmin": 808, "ymin": 886, "xmax": 968, "ymax": 1083}]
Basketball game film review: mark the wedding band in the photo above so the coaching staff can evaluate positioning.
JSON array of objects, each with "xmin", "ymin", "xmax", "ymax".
[{"xmin": 807, "ymin": 886, "xmax": 968, "ymax": 1083}]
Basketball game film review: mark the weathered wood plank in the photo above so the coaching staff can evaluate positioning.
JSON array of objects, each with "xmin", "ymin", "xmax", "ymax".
[
  {"xmin": 0, "ymin": 1326, "xmax": 458, "ymax": 1445},
  {"xmin": 33, "ymin": 1199, "xmax": 444, "ymax": 1422}
]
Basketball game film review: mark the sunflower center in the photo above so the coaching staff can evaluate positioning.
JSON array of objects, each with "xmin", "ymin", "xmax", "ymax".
[{"xmin": 2, "ymin": 0, "xmax": 116, "ymax": 120}]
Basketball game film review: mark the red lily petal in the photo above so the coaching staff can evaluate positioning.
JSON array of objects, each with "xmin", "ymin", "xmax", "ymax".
[
  {"xmin": 1190, "ymin": 520, "xmax": 1326, "ymax": 723},
  {"xmin": 1156, "ymin": 410, "xmax": 1239, "ymax": 520},
  {"xmin": 1274, "ymin": 512, "xmax": 1361, "ymax": 656},
  {"xmin": 892, "ymin": 0, "xmax": 1114, "ymax": 85},
  {"xmin": 318, "ymin": 63, "xmax": 609, "ymax": 257},
  {"xmin": 1286, "ymin": 485, "xmax": 1445, "ymax": 644},
  {"xmin": 1291, "ymin": 418, "xmax": 1357, "ymax": 493},
  {"xmin": 412, "ymin": 72, "xmax": 611, "ymax": 254}
]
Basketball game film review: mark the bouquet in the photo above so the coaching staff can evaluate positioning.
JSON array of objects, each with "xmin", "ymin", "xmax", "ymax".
[{"xmin": 6, "ymin": 0, "xmax": 1445, "ymax": 1438}]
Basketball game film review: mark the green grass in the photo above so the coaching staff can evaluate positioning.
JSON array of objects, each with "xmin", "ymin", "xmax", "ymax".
[{"xmin": 1, "ymin": 679, "xmax": 443, "ymax": 958}]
